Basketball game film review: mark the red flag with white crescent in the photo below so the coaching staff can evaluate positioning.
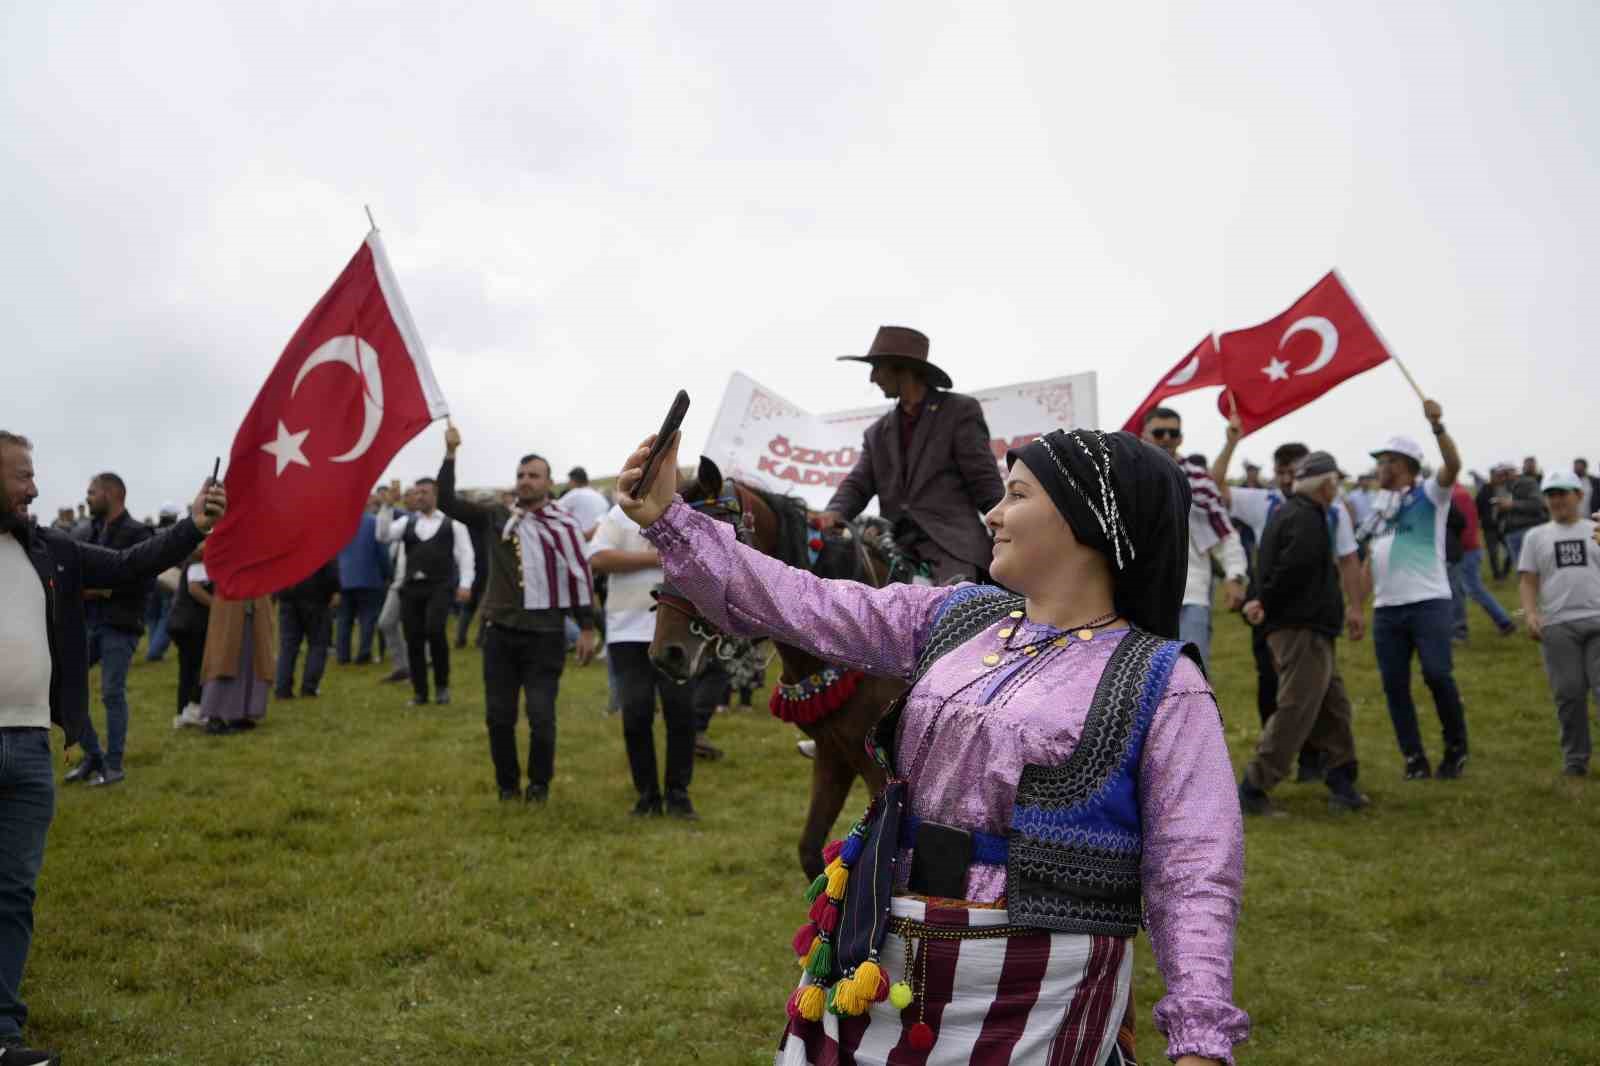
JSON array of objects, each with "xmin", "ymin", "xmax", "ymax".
[
  {"xmin": 1120, "ymin": 334, "xmax": 1222, "ymax": 433},
  {"xmin": 1216, "ymin": 270, "xmax": 1392, "ymax": 436},
  {"xmin": 206, "ymin": 232, "xmax": 448, "ymax": 598}
]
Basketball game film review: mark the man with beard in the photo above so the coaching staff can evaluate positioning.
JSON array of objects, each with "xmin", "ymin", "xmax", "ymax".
[
  {"xmin": 436, "ymin": 424, "xmax": 598, "ymax": 803},
  {"xmin": 814, "ymin": 326, "xmax": 1004, "ymax": 585},
  {"xmin": 68, "ymin": 472, "xmax": 154, "ymax": 787},
  {"xmin": 0, "ymin": 429, "xmax": 226, "ymax": 1064}
]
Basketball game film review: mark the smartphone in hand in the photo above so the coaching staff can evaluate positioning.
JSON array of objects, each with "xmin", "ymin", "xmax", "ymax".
[{"xmin": 631, "ymin": 390, "xmax": 690, "ymax": 500}]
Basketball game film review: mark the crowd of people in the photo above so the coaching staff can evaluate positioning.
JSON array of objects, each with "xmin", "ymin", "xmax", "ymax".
[{"xmin": 3, "ymin": 322, "xmax": 1598, "ymax": 1065}]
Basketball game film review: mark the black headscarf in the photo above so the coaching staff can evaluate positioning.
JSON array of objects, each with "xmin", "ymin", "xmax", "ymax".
[{"xmin": 1006, "ymin": 429, "xmax": 1191, "ymax": 639}]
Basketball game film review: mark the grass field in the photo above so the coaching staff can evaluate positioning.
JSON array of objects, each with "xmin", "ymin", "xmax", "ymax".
[{"xmin": 32, "ymin": 580, "xmax": 1600, "ymax": 1065}]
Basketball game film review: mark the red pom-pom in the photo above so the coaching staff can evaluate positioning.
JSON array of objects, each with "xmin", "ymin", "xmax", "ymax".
[
  {"xmin": 908, "ymin": 1022, "xmax": 935, "ymax": 1051},
  {"xmin": 817, "ymin": 904, "xmax": 839, "ymax": 934},
  {"xmin": 786, "ymin": 987, "xmax": 803, "ymax": 1020},
  {"xmin": 792, "ymin": 921, "xmax": 819, "ymax": 957},
  {"xmin": 809, "ymin": 893, "xmax": 831, "ymax": 924},
  {"xmin": 874, "ymin": 972, "xmax": 891, "ymax": 1002},
  {"xmin": 822, "ymin": 839, "xmax": 845, "ymax": 864}
]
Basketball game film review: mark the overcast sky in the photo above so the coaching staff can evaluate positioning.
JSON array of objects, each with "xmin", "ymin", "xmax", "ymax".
[{"xmin": 5, "ymin": 1, "xmax": 1596, "ymax": 517}]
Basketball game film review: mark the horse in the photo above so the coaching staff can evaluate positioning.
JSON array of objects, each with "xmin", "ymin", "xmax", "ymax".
[{"xmin": 650, "ymin": 457, "xmax": 908, "ymax": 881}]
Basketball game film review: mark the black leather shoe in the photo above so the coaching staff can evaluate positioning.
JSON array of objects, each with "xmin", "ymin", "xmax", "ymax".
[
  {"xmin": 1436, "ymin": 746, "xmax": 1468, "ymax": 780},
  {"xmin": 664, "ymin": 790, "xmax": 699, "ymax": 820},
  {"xmin": 86, "ymin": 767, "xmax": 126, "ymax": 788},
  {"xmin": 1403, "ymin": 754, "xmax": 1432, "ymax": 780},
  {"xmin": 1237, "ymin": 779, "xmax": 1279, "ymax": 817},
  {"xmin": 434, "ymin": 687, "xmax": 451, "ymax": 705},
  {"xmin": 525, "ymin": 784, "xmax": 549, "ymax": 805},
  {"xmin": 498, "ymin": 788, "xmax": 520, "ymax": 802},
  {"xmin": 0, "ymin": 1037, "xmax": 62, "ymax": 1065},
  {"xmin": 630, "ymin": 794, "xmax": 663, "ymax": 817},
  {"xmin": 64, "ymin": 757, "xmax": 104, "ymax": 784}
]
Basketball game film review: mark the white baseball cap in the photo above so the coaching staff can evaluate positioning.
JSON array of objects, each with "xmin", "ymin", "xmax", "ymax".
[
  {"xmin": 1369, "ymin": 436, "xmax": 1425, "ymax": 465},
  {"xmin": 158, "ymin": 501, "xmax": 181, "ymax": 518},
  {"xmin": 1492, "ymin": 459, "xmax": 1517, "ymax": 473},
  {"xmin": 1541, "ymin": 470, "xmax": 1582, "ymax": 494}
]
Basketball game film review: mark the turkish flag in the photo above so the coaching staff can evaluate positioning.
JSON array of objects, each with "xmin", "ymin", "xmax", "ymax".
[
  {"xmin": 1216, "ymin": 270, "xmax": 1392, "ymax": 436},
  {"xmin": 1120, "ymin": 334, "xmax": 1222, "ymax": 433},
  {"xmin": 206, "ymin": 232, "xmax": 448, "ymax": 598}
]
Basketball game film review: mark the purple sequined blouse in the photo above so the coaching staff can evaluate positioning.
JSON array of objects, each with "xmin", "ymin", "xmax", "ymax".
[{"xmin": 643, "ymin": 501, "xmax": 1249, "ymax": 1063}]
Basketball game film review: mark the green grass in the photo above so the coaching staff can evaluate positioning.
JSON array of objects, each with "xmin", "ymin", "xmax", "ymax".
[{"xmin": 36, "ymin": 580, "xmax": 1600, "ymax": 1064}]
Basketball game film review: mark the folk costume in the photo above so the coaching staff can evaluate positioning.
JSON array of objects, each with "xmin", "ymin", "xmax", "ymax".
[
  {"xmin": 826, "ymin": 327, "xmax": 1005, "ymax": 585},
  {"xmin": 643, "ymin": 430, "xmax": 1247, "ymax": 1066}
]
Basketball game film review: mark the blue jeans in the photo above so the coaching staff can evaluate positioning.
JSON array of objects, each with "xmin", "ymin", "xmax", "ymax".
[
  {"xmin": 1448, "ymin": 548, "xmax": 1512, "ymax": 637},
  {"xmin": 81, "ymin": 623, "xmax": 138, "ymax": 771},
  {"xmin": 144, "ymin": 586, "xmax": 173, "ymax": 661},
  {"xmin": 1373, "ymin": 598, "xmax": 1469, "ymax": 758},
  {"xmin": 0, "ymin": 729, "xmax": 55, "ymax": 1040},
  {"xmin": 1504, "ymin": 528, "xmax": 1529, "ymax": 573},
  {"xmin": 335, "ymin": 587, "xmax": 384, "ymax": 664},
  {"xmin": 1179, "ymin": 603, "xmax": 1213, "ymax": 674},
  {"xmin": 277, "ymin": 601, "xmax": 333, "ymax": 697}
]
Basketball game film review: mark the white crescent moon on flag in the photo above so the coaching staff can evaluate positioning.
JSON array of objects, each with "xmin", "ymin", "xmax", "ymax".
[
  {"xmin": 1164, "ymin": 355, "xmax": 1201, "ymax": 387},
  {"xmin": 1280, "ymin": 316, "xmax": 1339, "ymax": 376},
  {"xmin": 291, "ymin": 335, "xmax": 385, "ymax": 463}
]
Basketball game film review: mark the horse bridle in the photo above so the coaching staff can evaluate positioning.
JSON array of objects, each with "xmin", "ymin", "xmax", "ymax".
[{"xmin": 653, "ymin": 483, "xmax": 770, "ymax": 676}]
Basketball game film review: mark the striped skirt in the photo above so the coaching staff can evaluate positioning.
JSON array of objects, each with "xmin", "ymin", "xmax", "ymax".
[{"xmin": 776, "ymin": 896, "xmax": 1133, "ymax": 1066}]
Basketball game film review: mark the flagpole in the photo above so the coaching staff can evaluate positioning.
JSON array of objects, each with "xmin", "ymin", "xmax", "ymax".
[
  {"xmin": 1333, "ymin": 267, "xmax": 1426, "ymax": 403},
  {"xmin": 364, "ymin": 204, "xmax": 379, "ymax": 233}
]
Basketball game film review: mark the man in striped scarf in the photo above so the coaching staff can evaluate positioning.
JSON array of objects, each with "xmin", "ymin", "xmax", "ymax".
[
  {"xmin": 437, "ymin": 424, "xmax": 599, "ymax": 804},
  {"xmin": 1141, "ymin": 408, "xmax": 1246, "ymax": 672}
]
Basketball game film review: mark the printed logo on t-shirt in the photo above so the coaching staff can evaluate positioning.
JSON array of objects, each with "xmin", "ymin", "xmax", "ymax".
[{"xmin": 1554, "ymin": 540, "xmax": 1588, "ymax": 569}]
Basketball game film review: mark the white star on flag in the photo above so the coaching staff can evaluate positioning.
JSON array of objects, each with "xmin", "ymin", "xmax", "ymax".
[
  {"xmin": 261, "ymin": 420, "xmax": 311, "ymax": 476},
  {"xmin": 1260, "ymin": 356, "xmax": 1291, "ymax": 382}
]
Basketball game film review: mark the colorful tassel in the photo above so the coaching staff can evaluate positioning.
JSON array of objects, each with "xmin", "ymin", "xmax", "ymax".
[
  {"xmin": 805, "ymin": 872, "xmax": 828, "ymax": 903},
  {"xmin": 822, "ymin": 838, "xmax": 844, "ymax": 864},
  {"xmin": 792, "ymin": 922, "xmax": 819, "ymax": 958},
  {"xmin": 816, "ymin": 903, "xmax": 839, "ymax": 934},
  {"xmin": 806, "ymin": 938, "xmax": 834, "ymax": 980},
  {"xmin": 808, "ymin": 892, "xmax": 831, "ymax": 925},
  {"xmin": 786, "ymin": 986, "xmax": 804, "ymax": 1021},
  {"xmin": 873, "ymin": 970, "xmax": 891, "ymax": 1003},
  {"xmin": 831, "ymin": 976, "xmax": 870, "ymax": 1017},
  {"xmin": 908, "ymin": 1021, "xmax": 935, "ymax": 1051},
  {"xmin": 799, "ymin": 935, "xmax": 821, "ymax": 970},
  {"xmin": 851, "ymin": 959, "xmax": 884, "ymax": 1001},
  {"xmin": 840, "ymin": 833, "xmax": 865, "ymax": 865},
  {"xmin": 889, "ymin": 981, "xmax": 914, "ymax": 1010},
  {"xmin": 825, "ymin": 863, "xmax": 849, "ymax": 901},
  {"xmin": 797, "ymin": 984, "xmax": 826, "ymax": 1022}
]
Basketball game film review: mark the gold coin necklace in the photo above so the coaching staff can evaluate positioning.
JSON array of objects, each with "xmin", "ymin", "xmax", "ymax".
[{"xmin": 981, "ymin": 608, "xmax": 1120, "ymax": 668}]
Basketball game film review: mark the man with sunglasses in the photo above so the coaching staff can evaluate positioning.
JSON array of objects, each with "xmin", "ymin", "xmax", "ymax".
[
  {"xmin": 1359, "ymin": 398, "xmax": 1470, "ymax": 780},
  {"xmin": 1141, "ymin": 407, "xmax": 1247, "ymax": 670}
]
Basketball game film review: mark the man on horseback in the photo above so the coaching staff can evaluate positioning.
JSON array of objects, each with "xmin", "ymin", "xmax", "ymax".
[{"xmin": 814, "ymin": 326, "xmax": 1004, "ymax": 586}]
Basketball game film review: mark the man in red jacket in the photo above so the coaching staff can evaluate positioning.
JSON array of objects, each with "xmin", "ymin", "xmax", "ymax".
[{"xmin": 1448, "ymin": 481, "xmax": 1516, "ymax": 640}]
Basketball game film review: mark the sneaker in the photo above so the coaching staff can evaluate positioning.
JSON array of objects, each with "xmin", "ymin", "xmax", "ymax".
[
  {"xmin": 86, "ymin": 767, "xmax": 126, "ymax": 788},
  {"xmin": 796, "ymin": 739, "xmax": 817, "ymax": 760},
  {"xmin": 630, "ymin": 794, "xmax": 663, "ymax": 817},
  {"xmin": 1563, "ymin": 764, "xmax": 1588, "ymax": 777},
  {"xmin": 1403, "ymin": 754, "xmax": 1432, "ymax": 780},
  {"xmin": 1325, "ymin": 775, "xmax": 1370, "ymax": 813},
  {"xmin": 525, "ymin": 783, "xmax": 549, "ymax": 805},
  {"xmin": 694, "ymin": 736, "xmax": 724, "ymax": 761},
  {"xmin": 0, "ymin": 1038, "xmax": 62, "ymax": 1065},
  {"xmin": 665, "ymin": 790, "xmax": 699, "ymax": 821},
  {"xmin": 380, "ymin": 669, "xmax": 410, "ymax": 684},
  {"xmin": 174, "ymin": 704, "xmax": 205, "ymax": 730},
  {"xmin": 1436, "ymin": 747, "xmax": 1468, "ymax": 780},
  {"xmin": 434, "ymin": 687, "xmax": 451, "ymax": 705},
  {"xmin": 1237, "ymin": 779, "xmax": 1279, "ymax": 817},
  {"xmin": 64, "ymin": 756, "xmax": 104, "ymax": 784}
]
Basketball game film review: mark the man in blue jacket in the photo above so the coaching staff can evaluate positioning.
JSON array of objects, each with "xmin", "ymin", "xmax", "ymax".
[
  {"xmin": 335, "ymin": 500, "xmax": 389, "ymax": 665},
  {"xmin": 0, "ymin": 430, "xmax": 227, "ymax": 1065}
]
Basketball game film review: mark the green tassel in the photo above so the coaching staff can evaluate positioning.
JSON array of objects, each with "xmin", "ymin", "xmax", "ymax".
[
  {"xmin": 806, "ymin": 938, "xmax": 834, "ymax": 981},
  {"xmin": 805, "ymin": 873, "xmax": 828, "ymax": 903}
]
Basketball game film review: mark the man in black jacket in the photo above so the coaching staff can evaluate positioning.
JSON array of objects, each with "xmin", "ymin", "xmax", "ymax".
[
  {"xmin": 67, "ymin": 471, "xmax": 153, "ymax": 787},
  {"xmin": 1238, "ymin": 451, "xmax": 1368, "ymax": 816},
  {"xmin": 274, "ymin": 559, "xmax": 341, "ymax": 699},
  {"xmin": 0, "ymin": 430, "xmax": 226, "ymax": 1064}
]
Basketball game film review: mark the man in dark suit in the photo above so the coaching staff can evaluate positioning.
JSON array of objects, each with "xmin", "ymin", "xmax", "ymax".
[{"xmin": 815, "ymin": 326, "xmax": 1004, "ymax": 584}]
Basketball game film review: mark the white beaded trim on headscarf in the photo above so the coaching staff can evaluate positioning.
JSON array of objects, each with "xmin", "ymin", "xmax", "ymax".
[{"xmin": 1036, "ymin": 430, "xmax": 1137, "ymax": 571}]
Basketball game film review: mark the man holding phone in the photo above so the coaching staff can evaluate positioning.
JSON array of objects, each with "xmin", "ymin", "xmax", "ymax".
[
  {"xmin": 435, "ymin": 423, "xmax": 598, "ymax": 803},
  {"xmin": 1, "ymin": 429, "xmax": 227, "ymax": 1064}
]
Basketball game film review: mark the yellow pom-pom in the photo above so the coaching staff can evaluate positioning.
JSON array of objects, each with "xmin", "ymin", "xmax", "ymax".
[
  {"xmin": 798, "ymin": 984, "xmax": 826, "ymax": 1021},
  {"xmin": 825, "ymin": 863, "xmax": 849, "ymax": 901},
  {"xmin": 852, "ymin": 960, "xmax": 884, "ymax": 1000},
  {"xmin": 889, "ymin": 981, "xmax": 914, "ymax": 1010},
  {"xmin": 824, "ymin": 856, "xmax": 843, "ymax": 877}
]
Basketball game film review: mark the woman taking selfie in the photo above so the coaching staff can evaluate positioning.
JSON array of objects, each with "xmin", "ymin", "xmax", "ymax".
[{"xmin": 618, "ymin": 426, "xmax": 1248, "ymax": 1066}]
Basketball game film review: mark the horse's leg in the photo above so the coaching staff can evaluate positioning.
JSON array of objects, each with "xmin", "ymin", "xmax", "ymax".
[{"xmin": 796, "ymin": 722, "xmax": 856, "ymax": 882}]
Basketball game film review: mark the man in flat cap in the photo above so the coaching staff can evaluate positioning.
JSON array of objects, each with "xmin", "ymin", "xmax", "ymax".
[{"xmin": 814, "ymin": 326, "xmax": 1003, "ymax": 585}]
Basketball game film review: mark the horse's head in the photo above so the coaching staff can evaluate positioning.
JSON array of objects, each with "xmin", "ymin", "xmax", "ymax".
[{"xmin": 650, "ymin": 456, "xmax": 736, "ymax": 682}]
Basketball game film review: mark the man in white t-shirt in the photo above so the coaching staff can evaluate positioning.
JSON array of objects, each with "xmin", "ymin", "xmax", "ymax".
[
  {"xmin": 1518, "ymin": 470, "xmax": 1600, "ymax": 776},
  {"xmin": 558, "ymin": 468, "xmax": 612, "ymax": 541},
  {"xmin": 1213, "ymin": 427, "xmax": 1365, "ymax": 782},
  {"xmin": 589, "ymin": 504, "xmax": 698, "ymax": 818},
  {"xmin": 1361, "ymin": 399, "xmax": 1470, "ymax": 781}
]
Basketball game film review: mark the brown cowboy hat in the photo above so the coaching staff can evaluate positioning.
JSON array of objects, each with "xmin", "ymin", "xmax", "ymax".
[{"xmin": 836, "ymin": 325, "xmax": 953, "ymax": 390}]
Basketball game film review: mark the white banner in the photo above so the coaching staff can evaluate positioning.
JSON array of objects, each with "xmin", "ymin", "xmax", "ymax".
[{"xmin": 700, "ymin": 371, "xmax": 1100, "ymax": 511}]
